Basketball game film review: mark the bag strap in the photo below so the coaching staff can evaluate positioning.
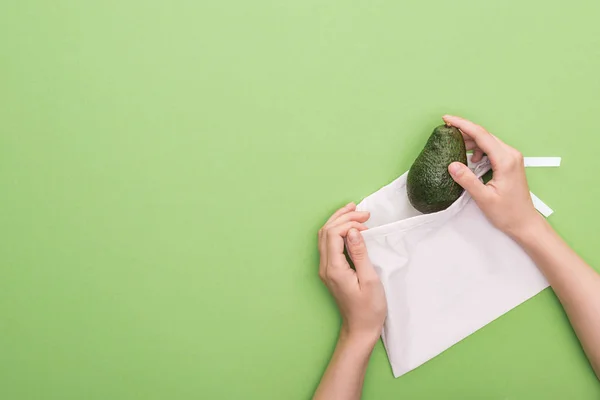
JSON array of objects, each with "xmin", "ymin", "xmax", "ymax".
[{"xmin": 524, "ymin": 157, "xmax": 561, "ymax": 217}]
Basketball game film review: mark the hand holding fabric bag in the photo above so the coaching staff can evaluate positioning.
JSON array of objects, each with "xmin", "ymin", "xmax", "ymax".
[{"xmin": 314, "ymin": 204, "xmax": 387, "ymax": 400}]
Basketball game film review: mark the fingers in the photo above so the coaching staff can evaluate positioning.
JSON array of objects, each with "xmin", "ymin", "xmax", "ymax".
[
  {"xmin": 472, "ymin": 148, "xmax": 485, "ymax": 163},
  {"xmin": 319, "ymin": 203, "xmax": 355, "ymax": 267},
  {"xmin": 325, "ymin": 202, "xmax": 356, "ymax": 225},
  {"xmin": 464, "ymin": 139, "xmax": 477, "ymax": 150},
  {"xmin": 443, "ymin": 115, "xmax": 502, "ymax": 159},
  {"xmin": 462, "ymin": 135, "xmax": 487, "ymax": 163},
  {"xmin": 319, "ymin": 203, "xmax": 369, "ymax": 282},
  {"xmin": 319, "ymin": 209, "xmax": 368, "ymax": 263},
  {"xmin": 326, "ymin": 211, "xmax": 370, "ymax": 229},
  {"xmin": 326, "ymin": 221, "xmax": 368, "ymax": 270},
  {"xmin": 448, "ymin": 162, "xmax": 491, "ymax": 202},
  {"xmin": 346, "ymin": 228, "xmax": 379, "ymax": 284}
]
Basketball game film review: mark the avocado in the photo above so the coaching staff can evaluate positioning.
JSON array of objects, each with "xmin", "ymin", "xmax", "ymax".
[{"xmin": 406, "ymin": 124, "xmax": 467, "ymax": 214}]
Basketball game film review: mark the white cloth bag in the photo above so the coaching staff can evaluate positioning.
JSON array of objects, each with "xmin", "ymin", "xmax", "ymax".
[{"xmin": 356, "ymin": 156, "xmax": 550, "ymax": 378}]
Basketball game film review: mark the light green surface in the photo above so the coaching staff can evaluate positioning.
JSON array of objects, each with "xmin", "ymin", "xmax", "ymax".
[{"xmin": 2, "ymin": 1, "xmax": 600, "ymax": 399}]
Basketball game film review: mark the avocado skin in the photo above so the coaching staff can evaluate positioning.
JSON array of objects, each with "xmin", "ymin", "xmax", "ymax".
[{"xmin": 406, "ymin": 125, "xmax": 467, "ymax": 214}]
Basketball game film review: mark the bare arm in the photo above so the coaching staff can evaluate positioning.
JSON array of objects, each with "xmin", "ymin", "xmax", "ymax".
[
  {"xmin": 314, "ymin": 203, "xmax": 387, "ymax": 400},
  {"xmin": 444, "ymin": 115, "xmax": 600, "ymax": 379},
  {"xmin": 514, "ymin": 218, "xmax": 600, "ymax": 377},
  {"xmin": 313, "ymin": 330, "xmax": 377, "ymax": 400}
]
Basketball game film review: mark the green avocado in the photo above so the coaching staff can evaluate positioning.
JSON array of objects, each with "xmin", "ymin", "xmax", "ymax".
[{"xmin": 406, "ymin": 124, "xmax": 467, "ymax": 214}]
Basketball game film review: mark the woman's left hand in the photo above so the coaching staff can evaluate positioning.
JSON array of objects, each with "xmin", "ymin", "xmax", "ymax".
[{"xmin": 318, "ymin": 202, "xmax": 387, "ymax": 343}]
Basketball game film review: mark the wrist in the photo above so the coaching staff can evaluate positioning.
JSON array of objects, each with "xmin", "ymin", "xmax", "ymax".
[
  {"xmin": 339, "ymin": 324, "xmax": 381, "ymax": 351},
  {"xmin": 510, "ymin": 213, "xmax": 550, "ymax": 246}
]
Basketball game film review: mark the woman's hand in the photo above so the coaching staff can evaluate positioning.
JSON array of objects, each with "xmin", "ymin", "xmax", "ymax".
[
  {"xmin": 443, "ymin": 115, "xmax": 543, "ymax": 239},
  {"xmin": 442, "ymin": 116, "xmax": 600, "ymax": 380},
  {"xmin": 314, "ymin": 203, "xmax": 387, "ymax": 400},
  {"xmin": 318, "ymin": 202, "xmax": 387, "ymax": 343}
]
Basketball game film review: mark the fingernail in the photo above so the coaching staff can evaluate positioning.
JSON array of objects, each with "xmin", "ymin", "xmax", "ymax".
[
  {"xmin": 448, "ymin": 162, "xmax": 463, "ymax": 176},
  {"xmin": 348, "ymin": 228, "xmax": 360, "ymax": 244}
]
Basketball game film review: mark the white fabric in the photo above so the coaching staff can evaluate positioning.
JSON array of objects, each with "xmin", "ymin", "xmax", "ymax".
[
  {"xmin": 356, "ymin": 156, "xmax": 550, "ymax": 378},
  {"xmin": 524, "ymin": 157, "xmax": 561, "ymax": 167},
  {"xmin": 530, "ymin": 192, "xmax": 554, "ymax": 217}
]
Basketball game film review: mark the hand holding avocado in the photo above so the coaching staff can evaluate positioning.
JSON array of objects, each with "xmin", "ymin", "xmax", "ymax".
[
  {"xmin": 441, "ymin": 115, "xmax": 541, "ymax": 239},
  {"xmin": 406, "ymin": 115, "xmax": 541, "ymax": 240}
]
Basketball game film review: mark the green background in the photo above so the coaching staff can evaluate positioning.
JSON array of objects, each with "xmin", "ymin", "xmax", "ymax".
[{"xmin": 1, "ymin": 0, "xmax": 600, "ymax": 398}]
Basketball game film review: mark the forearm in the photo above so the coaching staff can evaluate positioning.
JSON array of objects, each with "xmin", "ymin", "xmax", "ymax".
[
  {"xmin": 313, "ymin": 329, "xmax": 378, "ymax": 400},
  {"xmin": 514, "ymin": 217, "xmax": 600, "ymax": 377}
]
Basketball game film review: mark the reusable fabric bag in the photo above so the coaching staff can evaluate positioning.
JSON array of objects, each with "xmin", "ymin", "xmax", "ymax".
[{"xmin": 356, "ymin": 156, "xmax": 553, "ymax": 377}]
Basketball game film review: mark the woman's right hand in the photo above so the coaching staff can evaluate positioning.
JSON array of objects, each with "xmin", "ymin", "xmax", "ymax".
[{"xmin": 443, "ymin": 115, "xmax": 543, "ymax": 239}]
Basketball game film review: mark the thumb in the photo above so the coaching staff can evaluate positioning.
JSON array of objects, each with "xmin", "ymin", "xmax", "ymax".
[
  {"xmin": 448, "ymin": 162, "xmax": 489, "ymax": 201},
  {"xmin": 347, "ymin": 228, "xmax": 377, "ymax": 282}
]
